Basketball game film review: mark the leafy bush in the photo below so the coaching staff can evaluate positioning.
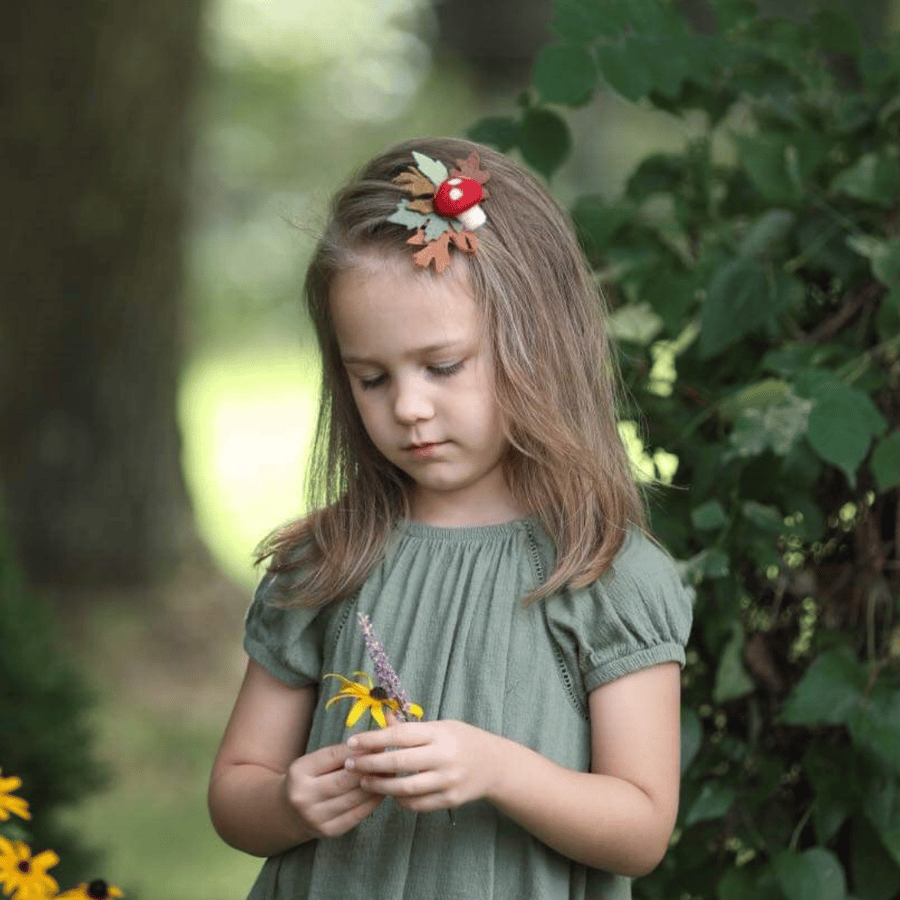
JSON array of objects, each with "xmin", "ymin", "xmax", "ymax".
[
  {"xmin": 0, "ymin": 517, "xmax": 109, "ymax": 886},
  {"xmin": 471, "ymin": 1, "xmax": 900, "ymax": 898}
]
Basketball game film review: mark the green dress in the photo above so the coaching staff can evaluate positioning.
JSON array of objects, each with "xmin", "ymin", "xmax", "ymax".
[{"xmin": 243, "ymin": 518, "xmax": 693, "ymax": 900}]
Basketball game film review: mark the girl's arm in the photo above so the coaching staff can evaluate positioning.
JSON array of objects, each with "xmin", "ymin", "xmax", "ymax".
[
  {"xmin": 208, "ymin": 658, "xmax": 383, "ymax": 857},
  {"xmin": 345, "ymin": 661, "xmax": 681, "ymax": 876}
]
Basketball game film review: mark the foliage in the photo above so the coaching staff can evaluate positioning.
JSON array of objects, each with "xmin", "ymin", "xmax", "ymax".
[
  {"xmin": 471, "ymin": 1, "xmax": 900, "ymax": 897},
  {"xmin": 0, "ymin": 520, "xmax": 109, "ymax": 888}
]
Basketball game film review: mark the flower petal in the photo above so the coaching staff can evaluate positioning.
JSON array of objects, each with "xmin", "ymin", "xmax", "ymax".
[
  {"xmin": 407, "ymin": 703, "xmax": 424, "ymax": 719},
  {"xmin": 345, "ymin": 698, "xmax": 369, "ymax": 727},
  {"xmin": 370, "ymin": 703, "xmax": 387, "ymax": 729}
]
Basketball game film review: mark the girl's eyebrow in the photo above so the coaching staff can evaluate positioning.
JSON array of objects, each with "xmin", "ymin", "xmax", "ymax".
[{"xmin": 341, "ymin": 341, "xmax": 465, "ymax": 365}]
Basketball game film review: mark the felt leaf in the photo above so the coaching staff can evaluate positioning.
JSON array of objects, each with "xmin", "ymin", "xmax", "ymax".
[
  {"xmin": 388, "ymin": 203, "xmax": 428, "ymax": 231},
  {"xmin": 423, "ymin": 214, "xmax": 450, "ymax": 242},
  {"xmin": 407, "ymin": 198, "xmax": 433, "ymax": 215},
  {"xmin": 449, "ymin": 230, "xmax": 479, "ymax": 254},
  {"xmin": 394, "ymin": 167, "xmax": 436, "ymax": 198},
  {"xmin": 412, "ymin": 231, "xmax": 452, "ymax": 272},
  {"xmin": 412, "ymin": 152, "xmax": 448, "ymax": 187},
  {"xmin": 451, "ymin": 152, "xmax": 491, "ymax": 186}
]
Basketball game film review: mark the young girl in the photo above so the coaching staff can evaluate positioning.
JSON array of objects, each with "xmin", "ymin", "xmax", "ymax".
[{"xmin": 208, "ymin": 137, "xmax": 692, "ymax": 900}]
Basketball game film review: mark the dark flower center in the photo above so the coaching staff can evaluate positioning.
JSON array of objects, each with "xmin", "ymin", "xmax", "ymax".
[
  {"xmin": 88, "ymin": 879, "xmax": 109, "ymax": 898},
  {"xmin": 369, "ymin": 686, "xmax": 390, "ymax": 701},
  {"xmin": 17, "ymin": 861, "xmax": 30, "ymax": 874}
]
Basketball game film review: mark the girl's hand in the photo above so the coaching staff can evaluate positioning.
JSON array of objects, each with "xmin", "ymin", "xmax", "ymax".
[
  {"xmin": 343, "ymin": 719, "xmax": 504, "ymax": 813},
  {"xmin": 283, "ymin": 742, "xmax": 384, "ymax": 838}
]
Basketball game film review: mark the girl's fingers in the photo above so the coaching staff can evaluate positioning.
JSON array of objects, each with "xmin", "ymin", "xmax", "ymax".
[{"xmin": 358, "ymin": 770, "xmax": 442, "ymax": 798}]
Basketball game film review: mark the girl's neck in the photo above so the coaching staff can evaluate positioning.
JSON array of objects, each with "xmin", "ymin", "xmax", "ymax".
[{"xmin": 406, "ymin": 491, "xmax": 528, "ymax": 529}]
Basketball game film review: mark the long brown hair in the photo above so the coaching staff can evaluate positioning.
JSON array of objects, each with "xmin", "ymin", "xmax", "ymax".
[{"xmin": 258, "ymin": 136, "xmax": 646, "ymax": 605}]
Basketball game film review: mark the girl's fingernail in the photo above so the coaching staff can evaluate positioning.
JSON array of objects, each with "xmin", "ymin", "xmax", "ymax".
[
  {"xmin": 347, "ymin": 736, "xmax": 358, "ymax": 748},
  {"xmin": 345, "ymin": 757, "xmax": 356, "ymax": 770}
]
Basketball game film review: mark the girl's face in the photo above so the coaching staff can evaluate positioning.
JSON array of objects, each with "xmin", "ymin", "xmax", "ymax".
[{"xmin": 329, "ymin": 253, "xmax": 524, "ymax": 527}]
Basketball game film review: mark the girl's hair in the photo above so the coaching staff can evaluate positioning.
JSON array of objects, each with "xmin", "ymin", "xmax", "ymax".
[{"xmin": 258, "ymin": 136, "xmax": 646, "ymax": 605}]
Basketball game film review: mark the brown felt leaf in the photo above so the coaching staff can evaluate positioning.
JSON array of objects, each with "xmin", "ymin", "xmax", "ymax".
[
  {"xmin": 406, "ymin": 229, "xmax": 426, "ymax": 245},
  {"xmin": 393, "ymin": 167, "xmax": 436, "ymax": 198},
  {"xmin": 412, "ymin": 231, "xmax": 452, "ymax": 272},
  {"xmin": 450, "ymin": 230, "xmax": 479, "ymax": 254},
  {"xmin": 451, "ymin": 152, "xmax": 491, "ymax": 186},
  {"xmin": 407, "ymin": 198, "xmax": 434, "ymax": 215}
]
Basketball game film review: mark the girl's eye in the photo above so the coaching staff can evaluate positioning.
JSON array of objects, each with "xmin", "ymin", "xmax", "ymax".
[
  {"xmin": 358, "ymin": 374, "xmax": 387, "ymax": 390},
  {"xmin": 428, "ymin": 361, "xmax": 463, "ymax": 378}
]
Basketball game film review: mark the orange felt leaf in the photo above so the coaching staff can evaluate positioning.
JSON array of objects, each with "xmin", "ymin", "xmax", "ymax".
[
  {"xmin": 412, "ymin": 231, "xmax": 452, "ymax": 272},
  {"xmin": 393, "ymin": 167, "xmax": 436, "ymax": 197},
  {"xmin": 451, "ymin": 152, "xmax": 491, "ymax": 186},
  {"xmin": 407, "ymin": 197, "xmax": 434, "ymax": 215},
  {"xmin": 406, "ymin": 229, "xmax": 427, "ymax": 246},
  {"xmin": 450, "ymin": 230, "xmax": 479, "ymax": 254}
]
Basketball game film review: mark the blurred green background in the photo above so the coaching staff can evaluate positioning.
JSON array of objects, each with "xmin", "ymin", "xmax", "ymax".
[{"xmin": 3, "ymin": 1, "xmax": 898, "ymax": 899}]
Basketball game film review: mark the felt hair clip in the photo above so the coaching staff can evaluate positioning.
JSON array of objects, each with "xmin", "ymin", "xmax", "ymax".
[{"xmin": 387, "ymin": 151, "xmax": 490, "ymax": 273}]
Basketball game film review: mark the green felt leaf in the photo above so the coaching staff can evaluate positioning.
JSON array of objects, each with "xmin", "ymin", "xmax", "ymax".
[
  {"xmin": 422, "ymin": 214, "xmax": 450, "ymax": 242},
  {"xmin": 804, "ymin": 381, "xmax": 887, "ymax": 485},
  {"xmin": 698, "ymin": 256, "xmax": 770, "ymax": 358},
  {"xmin": 533, "ymin": 44, "xmax": 597, "ymax": 107},
  {"xmin": 684, "ymin": 780, "xmax": 737, "ymax": 826},
  {"xmin": 387, "ymin": 203, "xmax": 426, "ymax": 230},
  {"xmin": 691, "ymin": 500, "xmax": 728, "ymax": 531},
  {"xmin": 872, "ymin": 430, "xmax": 900, "ymax": 491},
  {"xmin": 411, "ymin": 152, "xmax": 448, "ymax": 187},
  {"xmin": 773, "ymin": 848, "xmax": 847, "ymax": 900},
  {"xmin": 518, "ymin": 108, "xmax": 571, "ymax": 179},
  {"xmin": 782, "ymin": 647, "xmax": 867, "ymax": 725}
]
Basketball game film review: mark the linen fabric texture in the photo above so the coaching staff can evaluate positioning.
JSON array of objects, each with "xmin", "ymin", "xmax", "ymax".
[{"xmin": 242, "ymin": 519, "xmax": 693, "ymax": 900}]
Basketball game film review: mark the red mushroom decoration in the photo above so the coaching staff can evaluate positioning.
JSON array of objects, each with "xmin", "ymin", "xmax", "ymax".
[{"xmin": 433, "ymin": 176, "xmax": 485, "ymax": 230}]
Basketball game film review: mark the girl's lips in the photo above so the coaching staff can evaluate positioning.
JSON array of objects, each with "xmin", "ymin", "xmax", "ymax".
[{"xmin": 407, "ymin": 441, "xmax": 445, "ymax": 459}]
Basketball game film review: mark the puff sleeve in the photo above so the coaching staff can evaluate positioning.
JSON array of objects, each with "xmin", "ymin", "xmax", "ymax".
[
  {"xmin": 546, "ymin": 530, "xmax": 693, "ymax": 700},
  {"xmin": 243, "ymin": 570, "xmax": 329, "ymax": 687}
]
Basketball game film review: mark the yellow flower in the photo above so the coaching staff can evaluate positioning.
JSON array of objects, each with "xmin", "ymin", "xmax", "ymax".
[
  {"xmin": 56, "ymin": 879, "xmax": 125, "ymax": 899},
  {"xmin": 0, "ymin": 836, "xmax": 59, "ymax": 900},
  {"xmin": 0, "ymin": 771, "xmax": 30, "ymax": 822},
  {"xmin": 325, "ymin": 671, "xmax": 423, "ymax": 729}
]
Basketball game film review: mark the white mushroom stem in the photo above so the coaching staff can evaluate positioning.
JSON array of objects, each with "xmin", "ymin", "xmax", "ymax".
[{"xmin": 456, "ymin": 204, "xmax": 486, "ymax": 230}]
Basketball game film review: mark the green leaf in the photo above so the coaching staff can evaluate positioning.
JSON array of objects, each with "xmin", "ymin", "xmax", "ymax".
[
  {"xmin": 741, "ymin": 501, "xmax": 783, "ymax": 533},
  {"xmin": 626, "ymin": 152, "xmax": 683, "ymax": 201},
  {"xmin": 848, "ymin": 680, "xmax": 900, "ymax": 776},
  {"xmin": 729, "ymin": 389, "xmax": 813, "ymax": 457},
  {"xmin": 691, "ymin": 500, "xmax": 728, "ymax": 531},
  {"xmin": 681, "ymin": 707, "xmax": 702, "ymax": 775},
  {"xmin": 851, "ymin": 817, "xmax": 900, "ymax": 900},
  {"xmin": 717, "ymin": 864, "xmax": 781, "ymax": 900},
  {"xmin": 773, "ymin": 848, "xmax": 847, "ymax": 900},
  {"xmin": 812, "ymin": 5, "xmax": 863, "ymax": 55},
  {"xmin": 847, "ymin": 235, "xmax": 900, "ymax": 288},
  {"xmin": 685, "ymin": 780, "xmax": 737, "ymax": 826},
  {"xmin": 551, "ymin": 0, "xmax": 625, "ymax": 42},
  {"xmin": 714, "ymin": 627, "xmax": 755, "ymax": 703},
  {"xmin": 533, "ymin": 44, "xmax": 597, "ymax": 107},
  {"xmin": 831, "ymin": 150, "xmax": 900, "ymax": 208},
  {"xmin": 782, "ymin": 647, "xmax": 867, "ymax": 725},
  {"xmin": 411, "ymin": 152, "xmax": 448, "ymax": 186},
  {"xmin": 596, "ymin": 38, "xmax": 654, "ymax": 102},
  {"xmin": 720, "ymin": 379, "xmax": 789, "ymax": 422},
  {"xmin": 877, "ymin": 288, "xmax": 900, "ymax": 342},
  {"xmin": 387, "ymin": 203, "xmax": 427, "ymax": 230},
  {"xmin": 518, "ymin": 108, "xmax": 571, "ymax": 179},
  {"xmin": 804, "ymin": 381, "xmax": 887, "ymax": 486},
  {"xmin": 739, "ymin": 209, "xmax": 796, "ymax": 258},
  {"xmin": 803, "ymin": 743, "xmax": 856, "ymax": 844},
  {"xmin": 467, "ymin": 116, "xmax": 519, "ymax": 152},
  {"xmin": 698, "ymin": 256, "xmax": 770, "ymax": 358},
  {"xmin": 684, "ymin": 548, "xmax": 730, "ymax": 581},
  {"xmin": 570, "ymin": 195, "xmax": 632, "ymax": 255},
  {"xmin": 872, "ymin": 431, "xmax": 900, "ymax": 491},
  {"xmin": 734, "ymin": 133, "xmax": 798, "ymax": 204}
]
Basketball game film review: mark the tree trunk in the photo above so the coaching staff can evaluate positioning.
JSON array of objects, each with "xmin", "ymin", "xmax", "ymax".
[{"xmin": 0, "ymin": 1, "xmax": 208, "ymax": 587}]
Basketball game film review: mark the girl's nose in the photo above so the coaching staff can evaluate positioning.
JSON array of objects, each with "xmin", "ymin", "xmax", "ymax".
[{"xmin": 393, "ymin": 377, "xmax": 433, "ymax": 424}]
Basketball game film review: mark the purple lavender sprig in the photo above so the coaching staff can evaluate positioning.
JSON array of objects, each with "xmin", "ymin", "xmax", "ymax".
[{"xmin": 358, "ymin": 613, "xmax": 415, "ymax": 721}]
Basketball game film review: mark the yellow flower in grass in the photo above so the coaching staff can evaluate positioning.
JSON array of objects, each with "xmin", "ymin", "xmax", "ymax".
[
  {"xmin": 0, "ymin": 836, "xmax": 59, "ymax": 900},
  {"xmin": 325, "ymin": 671, "xmax": 423, "ymax": 729},
  {"xmin": 0, "ymin": 771, "xmax": 30, "ymax": 822},
  {"xmin": 56, "ymin": 878, "xmax": 125, "ymax": 899}
]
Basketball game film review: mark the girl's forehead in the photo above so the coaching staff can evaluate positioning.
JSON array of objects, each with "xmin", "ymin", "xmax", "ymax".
[{"xmin": 329, "ymin": 255, "xmax": 483, "ymax": 356}]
